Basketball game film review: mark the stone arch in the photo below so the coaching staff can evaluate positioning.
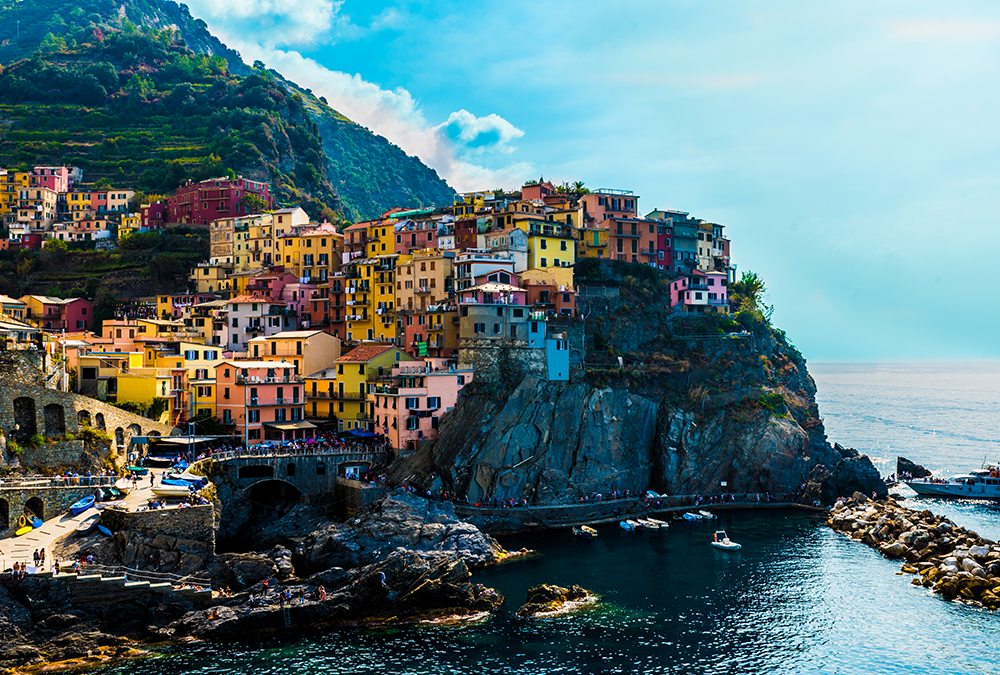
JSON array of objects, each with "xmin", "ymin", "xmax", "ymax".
[
  {"xmin": 13, "ymin": 397, "xmax": 37, "ymax": 442},
  {"xmin": 0, "ymin": 498, "xmax": 7, "ymax": 530},
  {"xmin": 44, "ymin": 403, "xmax": 66, "ymax": 438},
  {"xmin": 94, "ymin": 412, "xmax": 106, "ymax": 431},
  {"xmin": 126, "ymin": 423, "xmax": 141, "ymax": 440},
  {"xmin": 115, "ymin": 427, "xmax": 125, "ymax": 448},
  {"xmin": 148, "ymin": 430, "xmax": 161, "ymax": 437},
  {"xmin": 78, "ymin": 410, "xmax": 92, "ymax": 428},
  {"xmin": 25, "ymin": 496, "xmax": 44, "ymax": 521}
]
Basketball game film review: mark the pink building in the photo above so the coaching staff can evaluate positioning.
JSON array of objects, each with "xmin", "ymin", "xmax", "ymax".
[
  {"xmin": 30, "ymin": 167, "xmax": 73, "ymax": 192},
  {"xmin": 370, "ymin": 357, "xmax": 473, "ymax": 455},
  {"xmin": 216, "ymin": 360, "xmax": 312, "ymax": 443},
  {"xmin": 668, "ymin": 270, "xmax": 729, "ymax": 313},
  {"xmin": 167, "ymin": 177, "xmax": 273, "ymax": 226},
  {"xmin": 580, "ymin": 189, "xmax": 639, "ymax": 225},
  {"xmin": 141, "ymin": 202, "xmax": 168, "ymax": 230},
  {"xmin": 394, "ymin": 218, "xmax": 439, "ymax": 254}
]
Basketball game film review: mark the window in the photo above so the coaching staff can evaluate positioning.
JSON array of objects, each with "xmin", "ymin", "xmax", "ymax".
[
  {"xmin": 249, "ymin": 409, "xmax": 260, "ymax": 423},
  {"xmin": 406, "ymin": 416, "xmax": 419, "ymax": 430},
  {"xmin": 541, "ymin": 257, "xmax": 547, "ymax": 267},
  {"xmin": 457, "ymin": 375, "xmax": 466, "ymax": 385},
  {"xmin": 513, "ymin": 308, "xmax": 524, "ymax": 318},
  {"xmin": 224, "ymin": 387, "xmax": 230, "ymax": 399},
  {"xmin": 427, "ymin": 396, "xmax": 441, "ymax": 410},
  {"xmin": 405, "ymin": 397, "xmax": 419, "ymax": 409},
  {"xmin": 474, "ymin": 322, "xmax": 486, "ymax": 334},
  {"xmin": 275, "ymin": 408, "xmax": 287, "ymax": 422},
  {"xmin": 540, "ymin": 239, "xmax": 547, "ymax": 249},
  {"xmin": 316, "ymin": 462, "xmax": 326, "ymax": 476}
]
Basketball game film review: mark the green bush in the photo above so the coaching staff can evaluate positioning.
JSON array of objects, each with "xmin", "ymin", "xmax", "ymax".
[
  {"xmin": 111, "ymin": 400, "xmax": 147, "ymax": 415},
  {"xmin": 759, "ymin": 393, "xmax": 785, "ymax": 413},
  {"xmin": 28, "ymin": 433, "xmax": 44, "ymax": 448},
  {"xmin": 79, "ymin": 427, "xmax": 112, "ymax": 448},
  {"xmin": 6, "ymin": 441, "xmax": 22, "ymax": 457}
]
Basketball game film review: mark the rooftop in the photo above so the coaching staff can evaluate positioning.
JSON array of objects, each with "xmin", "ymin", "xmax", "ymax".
[{"xmin": 336, "ymin": 344, "xmax": 395, "ymax": 363}]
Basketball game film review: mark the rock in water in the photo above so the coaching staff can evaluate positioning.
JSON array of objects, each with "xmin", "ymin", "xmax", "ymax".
[
  {"xmin": 516, "ymin": 584, "xmax": 593, "ymax": 618},
  {"xmin": 897, "ymin": 457, "xmax": 932, "ymax": 479}
]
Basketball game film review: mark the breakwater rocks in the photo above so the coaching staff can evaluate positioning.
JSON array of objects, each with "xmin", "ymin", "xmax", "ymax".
[
  {"xmin": 828, "ymin": 494, "xmax": 1000, "ymax": 609},
  {"xmin": 516, "ymin": 584, "xmax": 595, "ymax": 618}
]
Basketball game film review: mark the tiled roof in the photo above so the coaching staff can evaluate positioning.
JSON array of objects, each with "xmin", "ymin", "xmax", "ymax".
[{"xmin": 336, "ymin": 344, "xmax": 394, "ymax": 363}]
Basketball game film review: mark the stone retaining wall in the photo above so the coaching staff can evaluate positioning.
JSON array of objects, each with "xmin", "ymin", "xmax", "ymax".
[
  {"xmin": 335, "ymin": 477, "xmax": 390, "ymax": 517},
  {"xmin": 101, "ymin": 504, "xmax": 215, "ymax": 551},
  {"xmin": 0, "ymin": 485, "xmax": 103, "ymax": 526}
]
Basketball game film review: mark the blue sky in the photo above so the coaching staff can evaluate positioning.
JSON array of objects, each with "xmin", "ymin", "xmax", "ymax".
[{"xmin": 184, "ymin": 0, "xmax": 1000, "ymax": 362}]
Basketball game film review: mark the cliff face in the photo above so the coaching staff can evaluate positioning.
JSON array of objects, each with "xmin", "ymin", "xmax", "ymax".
[{"xmin": 390, "ymin": 266, "xmax": 883, "ymax": 504}]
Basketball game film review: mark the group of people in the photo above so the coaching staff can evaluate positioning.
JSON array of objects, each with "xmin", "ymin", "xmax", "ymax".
[
  {"xmin": 31, "ymin": 548, "xmax": 46, "ymax": 567},
  {"xmin": 243, "ymin": 580, "xmax": 327, "ymax": 609}
]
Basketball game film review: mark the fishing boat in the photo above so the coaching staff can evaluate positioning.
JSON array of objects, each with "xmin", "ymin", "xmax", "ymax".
[
  {"xmin": 626, "ymin": 519, "xmax": 643, "ymax": 530},
  {"xmin": 573, "ymin": 525, "xmax": 598, "ymax": 540},
  {"xmin": 76, "ymin": 513, "xmax": 101, "ymax": 534},
  {"xmin": 69, "ymin": 494, "xmax": 96, "ymax": 516},
  {"xmin": 645, "ymin": 517, "xmax": 669, "ymax": 528},
  {"xmin": 698, "ymin": 510, "xmax": 716, "ymax": 519},
  {"xmin": 905, "ymin": 461, "xmax": 1000, "ymax": 499},
  {"xmin": 151, "ymin": 486, "xmax": 192, "ymax": 498},
  {"xmin": 637, "ymin": 518, "xmax": 660, "ymax": 529},
  {"xmin": 682, "ymin": 512, "xmax": 703, "ymax": 522},
  {"xmin": 711, "ymin": 530, "xmax": 742, "ymax": 551}
]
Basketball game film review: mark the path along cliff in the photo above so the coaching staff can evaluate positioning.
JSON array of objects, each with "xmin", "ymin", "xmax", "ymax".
[{"xmin": 389, "ymin": 265, "xmax": 883, "ymax": 506}]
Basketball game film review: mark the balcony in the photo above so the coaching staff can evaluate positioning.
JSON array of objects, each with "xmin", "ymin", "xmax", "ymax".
[
  {"xmin": 415, "ymin": 286, "xmax": 432, "ymax": 294},
  {"xmin": 613, "ymin": 230, "xmax": 641, "ymax": 238},
  {"xmin": 237, "ymin": 375, "xmax": 303, "ymax": 384},
  {"xmin": 329, "ymin": 391, "xmax": 366, "ymax": 400}
]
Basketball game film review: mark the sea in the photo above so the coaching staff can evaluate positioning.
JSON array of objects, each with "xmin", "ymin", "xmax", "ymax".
[{"xmin": 82, "ymin": 362, "xmax": 1000, "ymax": 675}]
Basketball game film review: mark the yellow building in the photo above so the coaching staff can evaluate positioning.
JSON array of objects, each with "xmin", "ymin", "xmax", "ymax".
[
  {"xmin": 190, "ymin": 262, "xmax": 235, "ymax": 295},
  {"xmin": 366, "ymin": 218, "xmax": 395, "ymax": 257},
  {"xmin": 247, "ymin": 330, "xmax": 342, "ymax": 377},
  {"xmin": 309, "ymin": 344, "xmax": 416, "ymax": 431},
  {"xmin": 515, "ymin": 219, "xmax": 577, "ymax": 285},
  {"xmin": 576, "ymin": 226, "xmax": 609, "ymax": 259},
  {"xmin": 395, "ymin": 251, "xmax": 454, "ymax": 313},
  {"xmin": 139, "ymin": 340, "xmax": 224, "ymax": 420},
  {"xmin": 246, "ymin": 213, "xmax": 275, "ymax": 268},
  {"xmin": 343, "ymin": 258, "xmax": 376, "ymax": 342},
  {"xmin": 0, "ymin": 171, "xmax": 29, "ymax": 219},
  {"xmin": 118, "ymin": 213, "xmax": 141, "ymax": 238},
  {"xmin": 276, "ymin": 223, "xmax": 344, "ymax": 283}
]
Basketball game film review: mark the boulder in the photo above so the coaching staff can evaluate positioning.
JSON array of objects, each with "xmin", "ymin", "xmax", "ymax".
[
  {"xmin": 516, "ymin": 584, "xmax": 593, "ymax": 618},
  {"xmin": 896, "ymin": 457, "xmax": 932, "ymax": 479}
]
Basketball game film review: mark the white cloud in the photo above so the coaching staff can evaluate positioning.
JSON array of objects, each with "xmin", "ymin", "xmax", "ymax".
[
  {"xmin": 885, "ymin": 19, "xmax": 1000, "ymax": 41},
  {"xmin": 436, "ymin": 110, "xmax": 525, "ymax": 155},
  {"xmin": 186, "ymin": 0, "xmax": 349, "ymax": 47}
]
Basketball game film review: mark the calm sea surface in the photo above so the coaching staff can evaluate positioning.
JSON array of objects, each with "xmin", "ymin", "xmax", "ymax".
[{"xmin": 84, "ymin": 363, "xmax": 1000, "ymax": 674}]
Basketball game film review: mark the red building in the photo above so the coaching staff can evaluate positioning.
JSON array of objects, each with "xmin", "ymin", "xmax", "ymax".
[
  {"xmin": 141, "ymin": 202, "xmax": 168, "ymax": 230},
  {"xmin": 166, "ymin": 177, "xmax": 273, "ymax": 226}
]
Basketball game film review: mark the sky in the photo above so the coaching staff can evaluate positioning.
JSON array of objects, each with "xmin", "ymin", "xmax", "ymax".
[{"xmin": 182, "ymin": 0, "xmax": 1000, "ymax": 362}]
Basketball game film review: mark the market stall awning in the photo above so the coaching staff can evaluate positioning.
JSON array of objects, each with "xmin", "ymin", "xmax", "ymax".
[{"xmin": 264, "ymin": 421, "xmax": 317, "ymax": 431}]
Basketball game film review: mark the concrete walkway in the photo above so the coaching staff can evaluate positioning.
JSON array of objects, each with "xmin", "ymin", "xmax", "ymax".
[{"xmin": 0, "ymin": 470, "xmax": 168, "ymax": 569}]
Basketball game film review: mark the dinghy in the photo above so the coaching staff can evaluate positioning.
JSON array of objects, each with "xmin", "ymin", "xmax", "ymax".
[
  {"xmin": 76, "ymin": 513, "xmax": 101, "ymax": 534},
  {"xmin": 69, "ymin": 494, "xmax": 96, "ymax": 516},
  {"xmin": 711, "ymin": 530, "xmax": 742, "ymax": 551},
  {"xmin": 682, "ymin": 512, "xmax": 703, "ymax": 522},
  {"xmin": 699, "ymin": 510, "xmax": 716, "ymax": 519},
  {"xmin": 573, "ymin": 525, "xmax": 598, "ymax": 540}
]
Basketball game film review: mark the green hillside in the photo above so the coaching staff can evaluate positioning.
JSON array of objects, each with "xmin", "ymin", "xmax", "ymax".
[{"xmin": 0, "ymin": 0, "xmax": 457, "ymax": 221}]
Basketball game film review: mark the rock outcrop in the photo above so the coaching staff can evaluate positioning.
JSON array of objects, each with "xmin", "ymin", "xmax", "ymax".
[
  {"xmin": 897, "ymin": 456, "xmax": 932, "ymax": 479},
  {"xmin": 516, "ymin": 584, "xmax": 594, "ymax": 618},
  {"xmin": 294, "ymin": 491, "xmax": 505, "ymax": 575},
  {"xmin": 828, "ymin": 495, "xmax": 1000, "ymax": 609}
]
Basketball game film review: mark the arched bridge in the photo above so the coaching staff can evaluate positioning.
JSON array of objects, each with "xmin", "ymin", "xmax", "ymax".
[{"xmin": 192, "ymin": 448, "xmax": 390, "ymax": 502}]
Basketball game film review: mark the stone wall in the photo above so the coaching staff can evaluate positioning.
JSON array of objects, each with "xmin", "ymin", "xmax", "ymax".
[
  {"xmin": 335, "ymin": 477, "xmax": 389, "ymax": 517},
  {"xmin": 0, "ymin": 350, "xmax": 176, "ymax": 469},
  {"xmin": 458, "ymin": 319, "xmax": 584, "ymax": 383},
  {"xmin": 0, "ymin": 484, "xmax": 102, "ymax": 526},
  {"xmin": 101, "ymin": 504, "xmax": 216, "ymax": 551}
]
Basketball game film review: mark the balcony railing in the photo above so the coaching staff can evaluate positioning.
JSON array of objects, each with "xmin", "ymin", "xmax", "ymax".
[{"xmin": 236, "ymin": 375, "xmax": 303, "ymax": 384}]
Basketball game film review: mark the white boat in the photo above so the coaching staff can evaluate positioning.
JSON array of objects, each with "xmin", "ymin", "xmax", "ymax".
[
  {"xmin": 711, "ymin": 530, "xmax": 742, "ymax": 551},
  {"xmin": 626, "ymin": 519, "xmax": 643, "ymax": 530},
  {"xmin": 682, "ymin": 512, "xmax": 703, "ymax": 522},
  {"xmin": 637, "ymin": 518, "xmax": 660, "ymax": 529},
  {"xmin": 151, "ymin": 486, "xmax": 193, "ymax": 498},
  {"xmin": 905, "ymin": 462, "xmax": 1000, "ymax": 499},
  {"xmin": 698, "ymin": 510, "xmax": 716, "ymax": 519},
  {"xmin": 96, "ymin": 500, "xmax": 126, "ymax": 510},
  {"xmin": 645, "ymin": 517, "xmax": 669, "ymax": 529}
]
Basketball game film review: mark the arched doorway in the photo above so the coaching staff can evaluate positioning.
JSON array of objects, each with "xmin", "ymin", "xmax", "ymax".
[
  {"xmin": 78, "ymin": 410, "xmax": 91, "ymax": 428},
  {"xmin": 94, "ymin": 412, "xmax": 106, "ymax": 430},
  {"xmin": 25, "ymin": 496, "xmax": 44, "ymax": 522},
  {"xmin": 44, "ymin": 403, "xmax": 66, "ymax": 438},
  {"xmin": 114, "ymin": 428, "xmax": 125, "ymax": 448},
  {"xmin": 13, "ymin": 397, "xmax": 37, "ymax": 442},
  {"xmin": 126, "ymin": 423, "xmax": 141, "ymax": 440},
  {"xmin": 0, "ymin": 498, "xmax": 8, "ymax": 530}
]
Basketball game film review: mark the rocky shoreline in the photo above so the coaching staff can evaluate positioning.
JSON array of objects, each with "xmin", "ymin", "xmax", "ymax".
[{"xmin": 828, "ymin": 493, "xmax": 1000, "ymax": 609}]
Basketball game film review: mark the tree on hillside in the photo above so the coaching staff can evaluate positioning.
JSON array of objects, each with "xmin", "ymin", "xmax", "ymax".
[
  {"xmin": 40, "ymin": 32, "xmax": 67, "ymax": 53},
  {"xmin": 240, "ymin": 193, "xmax": 268, "ymax": 213},
  {"xmin": 730, "ymin": 270, "xmax": 773, "ymax": 323}
]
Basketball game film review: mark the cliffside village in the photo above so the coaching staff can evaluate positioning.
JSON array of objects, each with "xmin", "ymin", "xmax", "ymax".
[{"xmin": 0, "ymin": 168, "xmax": 735, "ymax": 458}]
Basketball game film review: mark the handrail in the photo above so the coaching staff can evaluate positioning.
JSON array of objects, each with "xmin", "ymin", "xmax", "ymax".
[{"xmin": 0, "ymin": 475, "xmax": 116, "ymax": 489}]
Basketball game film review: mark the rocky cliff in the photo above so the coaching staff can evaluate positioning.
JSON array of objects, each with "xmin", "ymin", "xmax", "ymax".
[{"xmin": 390, "ymin": 264, "xmax": 883, "ymax": 505}]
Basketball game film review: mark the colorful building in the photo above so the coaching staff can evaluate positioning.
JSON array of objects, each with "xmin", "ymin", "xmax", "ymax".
[
  {"xmin": 167, "ymin": 177, "xmax": 272, "ymax": 226},
  {"xmin": 215, "ymin": 360, "xmax": 311, "ymax": 443}
]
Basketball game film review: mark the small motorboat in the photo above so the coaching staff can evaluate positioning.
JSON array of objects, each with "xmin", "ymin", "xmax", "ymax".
[
  {"xmin": 619, "ymin": 520, "xmax": 635, "ymax": 531},
  {"xmin": 711, "ymin": 530, "xmax": 742, "ymax": 551},
  {"xmin": 645, "ymin": 517, "xmax": 669, "ymax": 528},
  {"xmin": 699, "ymin": 510, "xmax": 716, "ymax": 520},
  {"xmin": 69, "ymin": 494, "xmax": 96, "ymax": 516},
  {"xmin": 96, "ymin": 500, "xmax": 126, "ymax": 511},
  {"xmin": 125, "ymin": 466, "xmax": 148, "ymax": 476},
  {"xmin": 626, "ymin": 519, "xmax": 643, "ymax": 530},
  {"xmin": 573, "ymin": 525, "xmax": 598, "ymax": 540},
  {"xmin": 167, "ymin": 472, "xmax": 208, "ymax": 488},
  {"xmin": 160, "ymin": 478, "xmax": 192, "ymax": 487},
  {"xmin": 637, "ymin": 518, "xmax": 660, "ymax": 529},
  {"xmin": 682, "ymin": 512, "xmax": 703, "ymax": 522},
  {"xmin": 151, "ymin": 486, "xmax": 192, "ymax": 498},
  {"xmin": 76, "ymin": 513, "xmax": 101, "ymax": 534}
]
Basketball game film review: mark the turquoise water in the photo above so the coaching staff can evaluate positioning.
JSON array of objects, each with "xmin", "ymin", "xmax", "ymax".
[{"xmin": 85, "ymin": 363, "xmax": 1000, "ymax": 674}]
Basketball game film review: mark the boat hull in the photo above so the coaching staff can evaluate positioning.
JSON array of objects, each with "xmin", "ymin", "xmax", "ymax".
[
  {"xmin": 70, "ymin": 495, "xmax": 95, "ymax": 516},
  {"xmin": 152, "ymin": 487, "xmax": 192, "ymax": 498},
  {"xmin": 711, "ymin": 541, "xmax": 742, "ymax": 551},
  {"xmin": 905, "ymin": 481, "xmax": 1000, "ymax": 500}
]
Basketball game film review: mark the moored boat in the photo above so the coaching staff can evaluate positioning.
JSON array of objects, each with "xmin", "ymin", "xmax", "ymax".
[
  {"xmin": 637, "ymin": 518, "xmax": 660, "ymax": 529},
  {"xmin": 645, "ymin": 517, "xmax": 669, "ymax": 529},
  {"xmin": 682, "ymin": 512, "xmax": 703, "ymax": 522},
  {"xmin": 30, "ymin": 517, "xmax": 43, "ymax": 529},
  {"xmin": 905, "ymin": 462, "xmax": 1000, "ymax": 500},
  {"xmin": 15, "ymin": 525, "xmax": 32, "ymax": 536},
  {"xmin": 626, "ymin": 519, "xmax": 643, "ymax": 530},
  {"xmin": 619, "ymin": 520, "xmax": 635, "ymax": 531},
  {"xmin": 711, "ymin": 530, "xmax": 742, "ymax": 551},
  {"xmin": 573, "ymin": 525, "xmax": 598, "ymax": 539},
  {"xmin": 69, "ymin": 494, "xmax": 96, "ymax": 516},
  {"xmin": 97, "ymin": 525, "xmax": 112, "ymax": 537},
  {"xmin": 698, "ymin": 510, "xmax": 716, "ymax": 519},
  {"xmin": 125, "ymin": 466, "xmax": 148, "ymax": 476}
]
